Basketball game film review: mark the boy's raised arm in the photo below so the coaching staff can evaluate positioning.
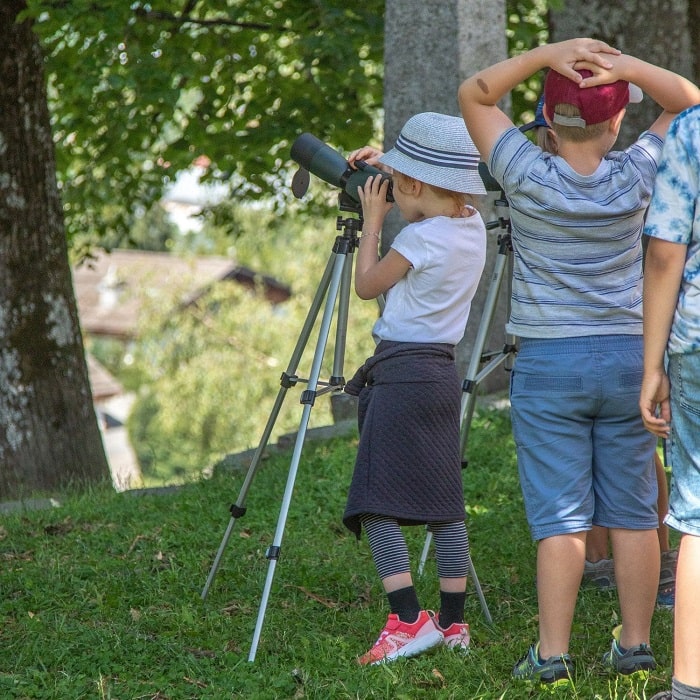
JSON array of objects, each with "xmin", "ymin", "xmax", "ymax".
[
  {"xmin": 458, "ymin": 38, "xmax": 619, "ymax": 159},
  {"xmin": 578, "ymin": 54, "xmax": 700, "ymax": 137}
]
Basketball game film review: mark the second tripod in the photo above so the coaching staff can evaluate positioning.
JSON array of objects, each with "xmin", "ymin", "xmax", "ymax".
[{"xmin": 417, "ymin": 186, "xmax": 518, "ymax": 627}]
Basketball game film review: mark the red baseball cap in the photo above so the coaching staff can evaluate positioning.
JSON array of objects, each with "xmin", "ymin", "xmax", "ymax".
[{"xmin": 543, "ymin": 68, "xmax": 643, "ymax": 128}]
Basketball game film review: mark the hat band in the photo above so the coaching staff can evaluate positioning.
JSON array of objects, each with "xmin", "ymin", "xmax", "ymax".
[
  {"xmin": 552, "ymin": 114, "xmax": 586, "ymax": 128},
  {"xmin": 394, "ymin": 133, "xmax": 481, "ymax": 171}
]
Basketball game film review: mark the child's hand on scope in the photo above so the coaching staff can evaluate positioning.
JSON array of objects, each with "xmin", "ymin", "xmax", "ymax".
[
  {"xmin": 356, "ymin": 175, "xmax": 394, "ymax": 227},
  {"xmin": 348, "ymin": 146, "xmax": 388, "ymax": 171}
]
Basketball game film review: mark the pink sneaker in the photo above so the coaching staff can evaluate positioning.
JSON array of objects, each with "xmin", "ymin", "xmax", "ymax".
[
  {"xmin": 436, "ymin": 620, "xmax": 470, "ymax": 651},
  {"xmin": 357, "ymin": 610, "xmax": 444, "ymax": 665}
]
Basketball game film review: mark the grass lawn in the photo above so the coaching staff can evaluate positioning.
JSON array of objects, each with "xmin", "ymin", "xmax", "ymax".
[{"xmin": 0, "ymin": 407, "xmax": 674, "ymax": 699}]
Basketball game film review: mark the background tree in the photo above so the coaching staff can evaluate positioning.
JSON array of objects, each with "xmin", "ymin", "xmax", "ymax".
[
  {"xmin": 0, "ymin": 1, "xmax": 110, "ymax": 498},
  {"xmin": 1, "ymin": 1, "xmax": 386, "ymax": 497},
  {"xmin": 383, "ymin": 0, "xmax": 545, "ymax": 391},
  {"xmin": 24, "ymin": 0, "xmax": 385, "ymax": 248},
  {"xmin": 549, "ymin": 1, "xmax": 699, "ymax": 146}
]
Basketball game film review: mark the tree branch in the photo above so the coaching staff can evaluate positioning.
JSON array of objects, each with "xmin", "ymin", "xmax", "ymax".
[{"xmin": 133, "ymin": 7, "xmax": 280, "ymax": 32}]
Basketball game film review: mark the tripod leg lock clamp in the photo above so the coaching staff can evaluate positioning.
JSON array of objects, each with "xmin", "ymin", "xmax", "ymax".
[
  {"xmin": 229, "ymin": 504, "xmax": 247, "ymax": 518},
  {"xmin": 266, "ymin": 545, "xmax": 281, "ymax": 561},
  {"xmin": 462, "ymin": 379, "xmax": 476, "ymax": 393},
  {"xmin": 300, "ymin": 389, "xmax": 316, "ymax": 405},
  {"xmin": 280, "ymin": 372, "xmax": 298, "ymax": 388}
]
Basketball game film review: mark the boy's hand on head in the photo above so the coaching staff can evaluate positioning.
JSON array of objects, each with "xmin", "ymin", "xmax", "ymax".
[
  {"xmin": 575, "ymin": 54, "xmax": 629, "ymax": 88},
  {"xmin": 548, "ymin": 38, "xmax": 620, "ymax": 83}
]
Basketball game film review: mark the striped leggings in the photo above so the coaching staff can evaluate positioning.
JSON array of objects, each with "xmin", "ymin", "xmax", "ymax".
[{"xmin": 360, "ymin": 513, "xmax": 470, "ymax": 580}]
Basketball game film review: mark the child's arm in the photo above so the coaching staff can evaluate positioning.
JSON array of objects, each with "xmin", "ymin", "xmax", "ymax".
[
  {"xmin": 353, "ymin": 175, "xmax": 410, "ymax": 300},
  {"xmin": 639, "ymin": 237, "xmax": 687, "ymax": 436},
  {"xmin": 458, "ymin": 38, "xmax": 618, "ymax": 160},
  {"xmin": 577, "ymin": 55, "xmax": 700, "ymax": 137}
]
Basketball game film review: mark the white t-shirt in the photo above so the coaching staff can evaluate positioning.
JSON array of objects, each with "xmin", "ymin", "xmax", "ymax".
[{"xmin": 372, "ymin": 211, "xmax": 486, "ymax": 345}]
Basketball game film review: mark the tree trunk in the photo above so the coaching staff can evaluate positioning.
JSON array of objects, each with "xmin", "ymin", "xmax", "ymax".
[
  {"xmin": 0, "ymin": 1, "xmax": 110, "ymax": 499},
  {"xmin": 550, "ymin": 0, "xmax": 698, "ymax": 148},
  {"xmin": 383, "ymin": 0, "xmax": 510, "ymax": 391}
]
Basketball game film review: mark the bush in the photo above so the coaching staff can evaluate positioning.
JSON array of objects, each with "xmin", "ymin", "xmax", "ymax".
[{"xmin": 126, "ymin": 207, "xmax": 377, "ymax": 485}]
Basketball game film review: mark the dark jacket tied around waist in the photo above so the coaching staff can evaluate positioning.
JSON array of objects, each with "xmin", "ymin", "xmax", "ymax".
[{"xmin": 343, "ymin": 340, "xmax": 466, "ymax": 538}]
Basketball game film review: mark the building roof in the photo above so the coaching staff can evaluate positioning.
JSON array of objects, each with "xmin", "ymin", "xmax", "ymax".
[
  {"xmin": 86, "ymin": 353, "xmax": 124, "ymax": 401},
  {"xmin": 73, "ymin": 248, "xmax": 290, "ymax": 339}
]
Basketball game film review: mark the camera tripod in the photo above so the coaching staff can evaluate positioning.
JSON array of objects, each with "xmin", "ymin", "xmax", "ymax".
[
  {"xmin": 417, "ymin": 186, "xmax": 518, "ymax": 627},
  {"xmin": 201, "ymin": 190, "xmax": 512, "ymax": 661},
  {"xmin": 201, "ymin": 194, "xmax": 363, "ymax": 662}
]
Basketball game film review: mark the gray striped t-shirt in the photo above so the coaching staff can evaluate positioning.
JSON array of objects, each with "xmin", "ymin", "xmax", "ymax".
[{"xmin": 488, "ymin": 127, "xmax": 664, "ymax": 339}]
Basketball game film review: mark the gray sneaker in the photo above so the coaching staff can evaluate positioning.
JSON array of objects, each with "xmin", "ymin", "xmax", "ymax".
[
  {"xmin": 582, "ymin": 558, "xmax": 616, "ymax": 590},
  {"xmin": 602, "ymin": 625, "xmax": 656, "ymax": 677},
  {"xmin": 660, "ymin": 549, "xmax": 678, "ymax": 587},
  {"xmin": 512, "ymin": 642, "xmax": 575, "ymax": 687}
]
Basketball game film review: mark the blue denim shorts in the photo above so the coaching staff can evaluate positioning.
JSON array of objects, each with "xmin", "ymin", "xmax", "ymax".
[
  {"xmin": 665, "ymin": 352, "xmax": 700, "ymax": 536},
  {"xmin": 510, "ymin": 335, "xmax": 658, "ymax": 541}
]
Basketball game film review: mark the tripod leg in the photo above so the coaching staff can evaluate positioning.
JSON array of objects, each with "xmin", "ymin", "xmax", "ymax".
[
  {"xmin": 416, "ymin": 533, "xmax": 493, "ymax": 625},
  {"xmin": 459, "ymin": 245, "xmax": 509, "ymax": 454},
  {"xmin": 418, "ymin": 239, "xmax": 512, "ymax": 627},
  {"xmin": 330, "ymin": 241, "xmax": 353, "ymax": 380},
  {"xmin": 468, "ymin": 558, "xmax": 494, "ymax": 625},
  {"xmin": 201, "ymin": 250, "xmax": 339, "ymax": 601},
  {"xmin": 248, "ymin": 248, "xmax": 352, "ymax": 662},
  {"xmin": 417, "ymin": 530, "xmax": 433, "ymax": 576}
]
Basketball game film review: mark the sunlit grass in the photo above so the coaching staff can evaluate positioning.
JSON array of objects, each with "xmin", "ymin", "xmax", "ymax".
[{"xmin": 0, "ymin": 408, "xmax": 673, "ymax": 699}]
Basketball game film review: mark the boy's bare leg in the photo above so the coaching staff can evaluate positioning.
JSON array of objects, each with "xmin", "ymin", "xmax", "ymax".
[
  {"xmin": 675, "ymin": 533, "xmax": 700, "ymax": 685},
  {"xmin": 537, "ymin": 532, "xmax": 586, "ymax": 658},
  {"xmin": 609, "ymin": 528, "xmax": 659, "ymax": 647}
]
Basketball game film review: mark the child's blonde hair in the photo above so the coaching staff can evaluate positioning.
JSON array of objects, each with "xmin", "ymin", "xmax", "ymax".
[
  {"xmin": 550, "ymin": 103, "xmax": 609, "ymax": 143},
  {"xmin": 393, "ymin": 171, "xmax": 475, "ymax": 211}
]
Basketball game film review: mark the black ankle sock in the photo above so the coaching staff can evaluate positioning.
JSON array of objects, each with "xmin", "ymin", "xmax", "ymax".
[
  {"xmin": 387, "ymin": 586, "xmax": 421, "ymax": 623},
  {"xmin": 673, "ymin": 677, "xmax": 700, "ymax": 700},
  {"xmin": 438, "ymin": 590, "xmax": 466, "ymax": 628}
]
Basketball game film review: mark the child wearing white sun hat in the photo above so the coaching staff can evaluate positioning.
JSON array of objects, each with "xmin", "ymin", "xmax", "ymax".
[{"xmin": 341, "ymin": 111, "xmax": 487, "ymax": 666}]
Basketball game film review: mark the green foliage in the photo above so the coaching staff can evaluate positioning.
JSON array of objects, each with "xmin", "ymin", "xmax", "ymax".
[
  {"xmin": 125, "ymin": 205, "xmax": 377, "ymax": 485},
  {"xmin": 506, "ymin": 0, "xmax": 553, "ymax": 125},
  {"xmin": 120, "ymin": 201, "xmax": 182, "ymax": 252},
  {"xmin": 23, "ymin": 0, "xmax": 384, "ymax": 244},
  {"xmin": 22, "ymin": 0, "xmax": 559, "ymax": 249},
  {"xmin": 0, "ymin": 410, "xmax": 674, "ymax": 698}
]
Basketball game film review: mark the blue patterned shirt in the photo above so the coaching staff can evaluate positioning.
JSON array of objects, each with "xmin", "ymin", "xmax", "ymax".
[
  {"xmin": 644, "ymin": 104, "xmax": 700, "ymax": 356},
  {"xmin": 488, "ymin": 127, "xmax": 663, "ymax": 338}
]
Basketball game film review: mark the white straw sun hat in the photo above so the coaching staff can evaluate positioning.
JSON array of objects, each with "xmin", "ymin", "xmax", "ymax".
[{"xmin": 379, "ymin": 112, "xmax": 486, "ymax": 195}]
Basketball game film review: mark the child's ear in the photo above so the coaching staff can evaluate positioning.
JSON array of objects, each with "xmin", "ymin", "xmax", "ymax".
[{"xmin": 610, "ymin": 108, "xmax": 626, "ymax": 132}]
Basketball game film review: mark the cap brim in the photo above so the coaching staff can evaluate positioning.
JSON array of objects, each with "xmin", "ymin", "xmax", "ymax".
[{"xmin": 629, "ymin": 83, "xmax": 643, "ymax": 104}]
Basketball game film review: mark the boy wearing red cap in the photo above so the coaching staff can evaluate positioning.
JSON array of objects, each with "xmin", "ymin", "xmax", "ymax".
[{"xmin": 459, "ymin": 38, "xmax": 700, "ymax": 688}]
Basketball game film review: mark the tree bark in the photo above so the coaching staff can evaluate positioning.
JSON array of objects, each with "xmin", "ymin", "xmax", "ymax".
[
  {"xmin": 550, "ymin": 0, "xmax": 698, "ymax": 148},
  {"xmin": 0, "ymin": 1, "xmax": 110, "ymax": 498},
  {"xmin": 383, "ymin": 0, "xmax": 510, "ymax": 391}
]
